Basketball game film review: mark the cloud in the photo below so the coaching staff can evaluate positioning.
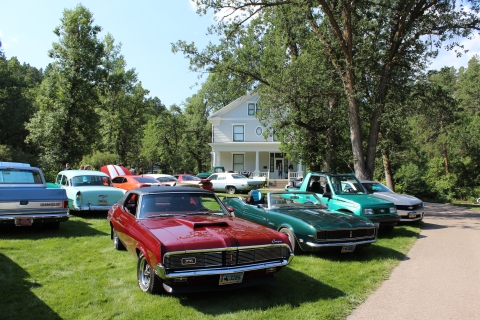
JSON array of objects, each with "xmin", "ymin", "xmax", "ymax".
[{"xmin": 428, "ymin": 35, "xmax": 480, "ymax": 70}]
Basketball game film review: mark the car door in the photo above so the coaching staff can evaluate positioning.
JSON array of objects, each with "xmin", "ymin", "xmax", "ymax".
[
  {"xmin": 209, "ymin": 174, "xmax": 223, "ymax": 191},
  {"xmin": 113, "ymin": 192, "xmax": 138, "ymax": 250},
  {"xmin": 242, "ymin": 202, "xmax": 268, "ymax": 227}
]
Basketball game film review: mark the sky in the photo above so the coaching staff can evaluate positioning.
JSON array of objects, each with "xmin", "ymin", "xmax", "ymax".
[{"xmin": 1, "ymin": 1, "xmax": 480, "ymax": 107}]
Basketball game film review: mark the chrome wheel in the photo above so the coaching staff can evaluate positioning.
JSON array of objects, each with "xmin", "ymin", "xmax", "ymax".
[
  {"xmin": 137, "ymin": 253, "xmax": 162, "ymax": 294},
  {"xmin": 226, "ymin": 186, "xmax": 236, "ymax": 194}
]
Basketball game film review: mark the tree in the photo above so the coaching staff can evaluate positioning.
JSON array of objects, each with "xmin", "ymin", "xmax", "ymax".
[
  {"xmin": 26, "ymin": 5, "xmax": 105, "ymax": 170},
  {"xmin": 182, "ymin": 0, "xmax": 480, "ymax": 179}
]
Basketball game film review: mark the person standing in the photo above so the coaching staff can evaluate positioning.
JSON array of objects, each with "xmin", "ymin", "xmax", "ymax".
[
  {"xmin": 278, "ymin": 165, "xmax": 283, "ymax": 178},
  {"xmin": 65, "ymin": 163, "xmax": 72, "ymax": 170}
]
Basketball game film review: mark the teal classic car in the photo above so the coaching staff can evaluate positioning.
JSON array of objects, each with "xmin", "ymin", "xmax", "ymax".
[
  {"xmin": 223, "ymin": 191, "xmax": 378, "ymax": 253},
  {"xmin": 286, "ymin": 172, "xmax": 400, "ymax": 231},
  {"xmin": 55, "ymin": 170, "xmax": 125, "ymax": 212}
]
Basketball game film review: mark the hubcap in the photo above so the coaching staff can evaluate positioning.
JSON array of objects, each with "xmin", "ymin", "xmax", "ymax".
[{"xmin": 139, "ymin": 258, "xmax": 151, "ymax": 289}]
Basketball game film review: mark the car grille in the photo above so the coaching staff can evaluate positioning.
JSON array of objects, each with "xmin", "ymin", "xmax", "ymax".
[
  {"xmin": 163, "ymin": 245, "xmax": 290, "ymax": 270},
  {"xmin": 316, "ymin": 228, "xmax": 377, "ymax": 242},
  {"xmin": 396, "ymin": 203, "xmax": 423, "ymax": 211}
]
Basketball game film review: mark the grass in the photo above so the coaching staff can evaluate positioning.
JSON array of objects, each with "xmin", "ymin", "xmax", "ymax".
[{"xmin": 0, "ymin": 208, "xmax": 422, "ymax": 320}]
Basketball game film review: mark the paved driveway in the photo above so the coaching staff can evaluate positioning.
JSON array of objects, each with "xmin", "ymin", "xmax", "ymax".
[{"xmin": 348, "ymin": 202, "xmax": 480, "ymax": 320}]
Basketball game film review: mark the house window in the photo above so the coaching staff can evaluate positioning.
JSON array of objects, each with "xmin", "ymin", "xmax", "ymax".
[
  {"xmin": 233, "ymin": 125, "xmax": 244, "ymax": 142},
  {"xmin": 248, "ymin": 102, "xmax": 261, "ymax": 116},
  {"xmin": 233, "ymin": 154, "xmax": 244, "ymax": 171},
  {"xmin": 273, "ymin": 130, "xmax": 279, "ymax": 141},
  {"xmin": 255, "ymin": 126, "xmax": 263, "ymax": 136}
]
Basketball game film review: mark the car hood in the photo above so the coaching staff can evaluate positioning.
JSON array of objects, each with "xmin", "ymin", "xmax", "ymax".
[
  {"xmin": 369, "ymin": 192, "xmax": 422, "ymax": 205},
  {"xmin": 333, "ymin": 194, "xmax": 394, "ymax": 207},
  {"xmin": 274, "ymin": 207, "xmax": 376, "ymax": 230},
  {"xmin": 140, "ymin": 216, "xmax": 288, "ymax": 251}
]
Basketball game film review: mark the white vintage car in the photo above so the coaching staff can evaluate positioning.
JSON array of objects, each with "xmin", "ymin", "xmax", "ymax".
[
  {"xmin": 360, "ymin": 180, "xmax": 424, "ymax": 222},
  {"xmin": 207, "ymin": 172, "xmax": 264, "ymax": 194}
]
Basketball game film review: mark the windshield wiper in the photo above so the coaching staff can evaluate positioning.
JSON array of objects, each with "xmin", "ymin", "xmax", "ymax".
[
  {"xmin": 145, "ymin": 213, "xmax": 186, "ymax": 218},
  {"xmin": 186, "ymin": 210, "xmax": 215, "ymax": 215}
]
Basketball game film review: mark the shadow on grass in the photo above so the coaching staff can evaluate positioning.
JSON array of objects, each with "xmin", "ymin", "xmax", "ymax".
[
  {"xmin": 68, "ymin": 210, "xmax": 110, "ymax": 220},
  {"xmin": 0, "ymin": 219, "xmax": 107, "ymax": 239},
  {"xmin": 0, "ymin": 253, "xmax": 62, "ymax": 320},
  {"xmin": 177, "ymin": 267, "xmax": 344, "ymax": 315}
]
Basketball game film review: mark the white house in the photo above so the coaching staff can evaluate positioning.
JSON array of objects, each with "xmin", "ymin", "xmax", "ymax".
[{"xmin": 207, "ymin": 92, "xmax": 304, "ymax": 180}]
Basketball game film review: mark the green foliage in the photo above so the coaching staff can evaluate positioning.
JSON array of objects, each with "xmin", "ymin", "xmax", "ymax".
[
  {"xmin": 80, "ymin": 151, "xmax": 118, "ymax": 170},
  {"xmin": 394, "ymin": 163, "xmax": 428, "ymax": 198},
  {"xmin": 25, "ymin": 4, "xmax": 105, "ymax": 171}
]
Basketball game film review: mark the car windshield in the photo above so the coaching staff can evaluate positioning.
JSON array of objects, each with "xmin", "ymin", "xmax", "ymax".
[
  {"xmin": 134, "ymin": 177, "xmax": 159, "ymax": 183},
  {"xmin": 139, "ymin": 192, "xmax": 228, "ymax": 218},
  {"xmin": 362, "ymin": 182, "xmax": 392, "ymax": 193},
  {"xmin": 71, "ymin": 175, "xmax": 112, "ymax": 187},
  {"xmin": 330, "ymin": 175, "xmax": 367, "ymax": 195},
  {"xmin": 158, "ymin": 176, "xmax": 177, "ymax": 182},
  {"xmin": 231, "ymin": 174, "xmax": 246, "ymax": 179},
  {"xmin": 267, "ymin": 192, "xmax": 327, "ymax": 209},
  {"xmin": 183, "ymin": 175, "xmax": 201, "ymax": 181}
]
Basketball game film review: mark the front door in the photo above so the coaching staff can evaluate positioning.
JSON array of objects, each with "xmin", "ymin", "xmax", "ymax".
[{"xmin": 275, "ymin": 159, "xmax": 283, "ymax": 179}]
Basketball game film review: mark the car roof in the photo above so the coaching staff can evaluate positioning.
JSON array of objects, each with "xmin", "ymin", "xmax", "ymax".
[
  {"xmin": 125, "ymin": 186, "xmax": 214, "ymax": 195},
  {"xmin": 58, "ymin": 170, "xmax": 109, "ymax": 178}
]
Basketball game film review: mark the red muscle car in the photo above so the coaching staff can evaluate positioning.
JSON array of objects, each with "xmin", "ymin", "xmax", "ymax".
[{"xmin": 107, "ymin": 186, "xmax": 293, "ymax": 294}]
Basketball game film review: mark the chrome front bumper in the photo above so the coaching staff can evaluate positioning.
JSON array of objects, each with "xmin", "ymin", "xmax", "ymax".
[
  {"xmin": 156, "ymin": 259, "xmax": 291, "ymax": 280},
  {"xmin": 306, "ymin": 238, "xmax": 377, "ymax": 248},
  {"xmin": 399, "ymin": 211, "xmax": 424, "ymax": 222},
  {"xmin": 0, "ymin": 212, "xmax": 69, "ymax": 221}
]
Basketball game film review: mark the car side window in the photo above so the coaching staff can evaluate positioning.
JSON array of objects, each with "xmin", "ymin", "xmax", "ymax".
[
  {"xmin": 112, "ymin": 177, "xmax": 123, "ymax": 184},
  {"xmin": 61, "ymin": 175, "xmax": 68, "ymax": 186},
  {"xmin": 209, "ymin": 175, "xmax": 217, "ymax": 180},
  {"xmin": 124, "ymin": 193, "xmax": 138, "ymax": 216},
  {"xmin": 218, "ymin": 176, "xmax": 226, "ymax": 180}
]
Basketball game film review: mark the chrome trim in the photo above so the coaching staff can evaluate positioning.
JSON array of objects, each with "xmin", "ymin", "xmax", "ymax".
[
  {"xmin": 306, "ymin": 238, "xmax": 377, "ymax": 248},
  {"xmin": 73, "ymin": 205, "xmax": 112, "ymax": 211},
  {"xmin": 0, "ymin": 212, "xmax": 69, "ymax": 221},
  {"xmin": 162, "ymin": 243, "xmax": 291, "ymax": 256},
  {"xmin": 156, "ymin": 260, "xmax": 290, "ymax": 279}
]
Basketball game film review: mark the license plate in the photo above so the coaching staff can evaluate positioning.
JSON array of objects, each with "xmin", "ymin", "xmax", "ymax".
[
  {"xmin": 98, "ymin": 199, "xmax": 108, "ymax": 205},
  {"xmin": 219, "ymin": 272, "xmax": 244, "ymax": 285},
  {"xmin": 408, "ymin": 212, "xmax": 417, "ymax": 218},
  {"xmin": 341, "ymin": 245, "xmax": 356, "ymax": 253},
  {"xmin": 15, "ymin": 217, "xmax": 33, "ymax": 227}
]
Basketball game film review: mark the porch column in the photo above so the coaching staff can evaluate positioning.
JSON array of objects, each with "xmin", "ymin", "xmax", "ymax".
[
  {"xmin": 212, "ymin": 152, "xmax": 216, "ymax": 167},
  {"xmin": 255, "ymin": 151, "xmax": 259, "ymax": 172}
]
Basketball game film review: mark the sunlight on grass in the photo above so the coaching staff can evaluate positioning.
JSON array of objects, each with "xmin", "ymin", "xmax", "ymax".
[{"xmin": 0, "ymin": 213, "xmax": 421, "ymax": 320}]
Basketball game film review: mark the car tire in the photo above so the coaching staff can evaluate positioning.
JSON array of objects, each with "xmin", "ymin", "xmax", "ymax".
[
  {"xmin": 112, "ymin": 229, "xmax": 126, "ymax": 251},
  {"xmin": 137, "ymin": 252, "xmax": 162, "ymax": 294},
  {"xmin": 280, "ymin": 228, "xmax": 299, "ymax": 253},
  {"xmin": 226, "ymin": 186, "xmax": 237, "ymax": 194}
]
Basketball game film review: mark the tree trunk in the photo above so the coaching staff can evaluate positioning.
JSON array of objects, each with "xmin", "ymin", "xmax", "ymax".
[
  {"xmin": 382, "ymin": 148, "xmax": 395, "ymax": 191},
  {"xmin": 323, "ymin": 95, "xmax": 337, "ymax": 172}
]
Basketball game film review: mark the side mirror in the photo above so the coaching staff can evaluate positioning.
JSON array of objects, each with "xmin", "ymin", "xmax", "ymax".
[{"xmin": 227, "ymin": 206, "xmax": 234, "ymax": 213}]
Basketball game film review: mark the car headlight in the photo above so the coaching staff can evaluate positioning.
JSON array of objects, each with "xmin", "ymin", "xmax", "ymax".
[
  {"xmin": 363, "ymin": 208, "xmax": 373, "ymax": 215},
  {"xmin": 389, "ymin": 207, "xmax": 397, "ymax": 214}
]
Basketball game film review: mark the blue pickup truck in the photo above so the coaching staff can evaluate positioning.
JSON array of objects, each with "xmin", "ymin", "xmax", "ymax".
[{"xmin": 0, "ymin": 162, "xmax": 69, "ymax": 229}]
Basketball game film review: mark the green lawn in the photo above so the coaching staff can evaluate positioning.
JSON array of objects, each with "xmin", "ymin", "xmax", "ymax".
[{"xmin": 0, "ymin": 211, "xmax": 421, "ymax": 320}]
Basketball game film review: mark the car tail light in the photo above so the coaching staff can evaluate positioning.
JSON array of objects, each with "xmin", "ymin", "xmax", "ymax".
[
  {"xmin": 139, "ymin": 184, "xmax": 150, "ymax": 188},
  {"xmin": 63, "ymin": 200, "xmax": 68, "ymax": 208}
]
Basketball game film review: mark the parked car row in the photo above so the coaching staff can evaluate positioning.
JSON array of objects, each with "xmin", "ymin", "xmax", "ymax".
[{"xmin": 4, "ymin": 162, "xmax": 424, "ymax": 295}]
